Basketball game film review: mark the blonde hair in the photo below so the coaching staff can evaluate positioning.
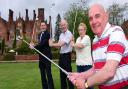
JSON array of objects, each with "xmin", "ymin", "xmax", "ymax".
[{"xmin": 78, "ymin": 23, "xmax": 87, "ymax": 30}]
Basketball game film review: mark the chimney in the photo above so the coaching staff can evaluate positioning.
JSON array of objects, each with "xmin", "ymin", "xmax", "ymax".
[
  {"xmin": 19, "ymin": 12, "xmax": 21, "ymax": 18},
  {"xmin": 38, "ymin": 8, "xmax": 44, "ymax": 21},
  {"xmin": 33, "ymin": 10, "xmax": 36, "ymax": 21},
  {"xmin": 25, "ymin": 9, "xmax": 29, "ymax": 22},
  {"xmin": 49, "ymin": 16, "xmax": 52, "ymax": 35},
  {"xmin": 8, "ymin": 9, "xmax": 13, "ymax": 22}
]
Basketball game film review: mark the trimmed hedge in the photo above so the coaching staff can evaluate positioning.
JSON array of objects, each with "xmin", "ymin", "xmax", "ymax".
[
  {"xmin": 15, "ymin": 42, "xmax": 36, "ymax": 55},
  {"xmin": 3, "ymin": 53, "xmax": 15, "ymax": 61},
  {"xmin": 52, "ymin": 51, "xmax": 59, "ymax": 60}
]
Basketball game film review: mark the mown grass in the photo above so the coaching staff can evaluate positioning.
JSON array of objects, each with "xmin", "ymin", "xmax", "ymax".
[{"xmin": 0, "ymin": 62, "xmax": 98, "ymax": 89}]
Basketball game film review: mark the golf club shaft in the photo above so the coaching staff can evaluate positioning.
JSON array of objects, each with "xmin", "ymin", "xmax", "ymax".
[{"xmin": 21, "ymin": 38, "xmax": 69, "ymax": 75}]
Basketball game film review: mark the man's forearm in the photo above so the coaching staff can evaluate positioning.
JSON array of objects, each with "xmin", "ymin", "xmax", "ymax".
[
  {"xmin": 87, "ymin": 69, "xmax": 112, "ymax": 87},
  {"xmin": 86, "ymin": 60, "xmax": 118, "ymax": 87},
  {"xmin": 52, "ymin": 43, "xmax": 61, "ymax": 48},
  {"xmin": 52, "ymin": 41, "xmax": 65, "ymax": 48}
]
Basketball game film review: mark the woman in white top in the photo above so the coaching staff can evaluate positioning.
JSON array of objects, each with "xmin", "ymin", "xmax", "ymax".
[{"xmin": 71, "ymin": 23, "xmax": 93, "ymax": 73}]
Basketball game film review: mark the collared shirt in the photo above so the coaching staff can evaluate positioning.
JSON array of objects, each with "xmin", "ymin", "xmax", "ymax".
[
  {"xmin": 75, "ymin": 35, "xmax": 93, "ymax": 65},
  {"xmin": 92, "ymin": 23, "xmax": 128, "ymax": 89},
  {"xmin": 59, "ymin": 30, "xmax": 73, "ymax": 53}
]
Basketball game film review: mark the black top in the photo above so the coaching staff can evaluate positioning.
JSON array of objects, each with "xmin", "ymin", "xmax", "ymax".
[{"xmin": 35, "ymin": 30, "xmax": 52, "ymax": 56}]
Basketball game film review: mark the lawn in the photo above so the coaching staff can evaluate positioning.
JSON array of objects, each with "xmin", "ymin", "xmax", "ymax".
[{"xmin": 0, "ymin": 62, "xmax": 98, "ymax": 89}]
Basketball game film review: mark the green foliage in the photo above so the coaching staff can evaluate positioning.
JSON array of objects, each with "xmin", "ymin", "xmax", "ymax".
[
  {"xmin": 64, "ymin": 4, "xmax": 94, "ymax": 40},
  {"xmin": 54, "ymin": 14, "xmax": 62, "ymax": 41},
  {"xmin": 3, "ymin": 53, "xmax": 15, "ymax": 61},
  {"xmin": 0, "ymin": 38, "xmax": 5, "ymax": 55},
  {"xmin": 108, "ymin": 3, "xmax": 128, "ymax": 25},
  {"xmin": 52, "ymin": 51, "xmax": 59, "ymax": 59},
  {"xmin": 15, "ymin": 35, "xmax": 36, "ymax": 55},
  {"xmin": 51, "ymin": 47, "xmax": 60, "ymax": 59},
  {"xmin": 15, "ymin": 41, "xmax": 35, "ymax": 55}
]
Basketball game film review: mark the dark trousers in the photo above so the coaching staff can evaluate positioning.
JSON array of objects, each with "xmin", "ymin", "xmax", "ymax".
[
  {"xmin": 77, "ymin": 65, "xmax": 92, "ymax": 73},
  {"xmin": 39, "ymin": 58, "xmax": 54, "ymax": 89},
  {"xmin": 77, "ymin": 65, "xmax": 93, "ymax": 89},
  {"xmin": 59, "ymin": 52, "xmax": 74, "ymax": 89}
]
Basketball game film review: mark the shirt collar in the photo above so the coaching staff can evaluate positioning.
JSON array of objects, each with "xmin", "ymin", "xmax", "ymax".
[
  {"xmin": 95, "ymin": 23, "xmax": 111, "ymax": 39},
  {"xmin": 62, "ymin": 29, "xmax": 68, "ymax": 34}
]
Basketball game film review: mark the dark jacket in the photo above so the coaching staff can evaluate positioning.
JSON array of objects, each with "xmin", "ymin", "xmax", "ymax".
[{"xmin": 35, "ymin": 30, "xmax": 52, "ymax": 61}]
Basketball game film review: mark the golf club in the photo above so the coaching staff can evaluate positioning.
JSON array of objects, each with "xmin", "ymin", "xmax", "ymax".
[{"xmin": 17, "ymin": 36, "xmax": 69, "ymax": 75}]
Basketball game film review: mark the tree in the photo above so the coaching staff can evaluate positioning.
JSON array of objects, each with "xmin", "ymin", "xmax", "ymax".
[
  {"xmin": 54, "ymin": 14, "xmax": 61, "ymax": 41},
  {"xmin": 0, "ymin": 38, "xmax": 5, "ymax": 55},
  {"xmin": 64, "ymin": 3, "xmax": 94, "ymax": 40},
  {"xmin": 108, "ymin": 3, "xmax": 128, "ymax": 25}
]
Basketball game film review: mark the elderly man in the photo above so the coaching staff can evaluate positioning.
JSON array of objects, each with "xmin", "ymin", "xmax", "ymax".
[
  {"xmin": 49, "ymin": 19, "xmax": 74, "ymax": 89},
  {"xmin": 68, "ymin": 4, "xmax": 128, "ymax": 89}
]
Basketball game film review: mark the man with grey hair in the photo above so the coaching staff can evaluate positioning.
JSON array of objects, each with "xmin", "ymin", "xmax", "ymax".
[
  {"xmin": 68, "ymin": 4, "xmax": 128, "ymax": 89},
  {"xmin": 49, "ymin": 19, "xmax": 74, "ymax": 89}
]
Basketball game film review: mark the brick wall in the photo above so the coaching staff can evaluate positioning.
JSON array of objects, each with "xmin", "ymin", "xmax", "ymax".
[{"xmin": 15, "ymin": 54, "xmax": 39, "ymax": 60}]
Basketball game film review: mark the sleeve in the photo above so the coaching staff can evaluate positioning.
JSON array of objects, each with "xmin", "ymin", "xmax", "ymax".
[{"xmin": 106, "ymin": 28, "xmax": 126, "ymax": 62}]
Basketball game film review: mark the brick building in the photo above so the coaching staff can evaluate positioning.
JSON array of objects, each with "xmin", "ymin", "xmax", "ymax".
[{"xmin": 0, "ymin": 8, "xmax": 52, "ymax": 48}]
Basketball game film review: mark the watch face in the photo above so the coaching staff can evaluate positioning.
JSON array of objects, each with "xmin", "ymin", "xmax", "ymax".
[{"xmin": 85, "ymin": 82, "xmax": 89, "ymax": 88}]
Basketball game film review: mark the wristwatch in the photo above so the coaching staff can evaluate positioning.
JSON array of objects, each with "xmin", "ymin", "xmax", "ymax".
[{"xmin": 85, "ymin": 81, "xmax": 89, "ymax": 88}]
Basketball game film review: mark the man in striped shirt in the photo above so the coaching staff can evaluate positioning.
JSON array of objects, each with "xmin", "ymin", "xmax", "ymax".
[{"xmin": 68, "ymin": 4, "xmax": 128, "ymax": 89}]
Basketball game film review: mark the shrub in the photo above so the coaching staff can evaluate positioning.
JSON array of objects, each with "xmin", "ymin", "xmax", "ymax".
[
  {"xmin": 3, "ymin": 53, "xmax": 15, "ymax": 61},
  {"xmin": 51, "ymin": 48, "xmax": 59, "ymax": 60},
  {"xmin": 15, "ymin": 42, "xmax": 36, "ymax": 55},
  {"xmin": 52, "ymin": 51, "xmax": 59, "ymax": 60}
]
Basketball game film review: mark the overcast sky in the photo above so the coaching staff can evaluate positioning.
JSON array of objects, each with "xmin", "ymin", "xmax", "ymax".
[{"xmin": 0, "ymin": 0, "xmax": 127, "ymax": 31}]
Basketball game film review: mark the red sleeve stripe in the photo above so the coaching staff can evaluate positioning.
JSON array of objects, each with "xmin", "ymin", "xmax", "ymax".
[
  {"xmin": 99, "ymin": 80, "xmax": 128, "ymax": 89},
  {"xmin": 107, "ymin": 43, "xmax": 125, "ymax": 54},
  {"xmin": 94, "ymin": 62, "xmax": 106, "ymax": 69},
  {"xmin": 119, "ymin": 56, "xmax": 128, "ymax": 65},
  {"xmin": 93, "ymin": 36, "xmax": 109, "ymax": 51}
]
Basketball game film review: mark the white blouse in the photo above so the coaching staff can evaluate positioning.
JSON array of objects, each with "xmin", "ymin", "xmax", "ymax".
[{"xmin": 75, "ymin": 35, "xmax": 93, "ymax": 66}]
